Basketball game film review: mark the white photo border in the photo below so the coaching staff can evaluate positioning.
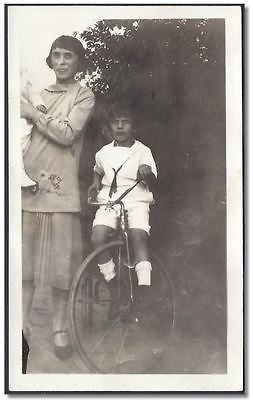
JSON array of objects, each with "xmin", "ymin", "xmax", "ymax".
[{"xmin": 6, "ymin": 3, "xmax": 244, "ymax": 393}]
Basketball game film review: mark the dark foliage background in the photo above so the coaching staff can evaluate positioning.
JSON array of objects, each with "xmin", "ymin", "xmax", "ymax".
[{"xmin": 78, "ymin": 19, "xmax": 226, "ymax": 350}]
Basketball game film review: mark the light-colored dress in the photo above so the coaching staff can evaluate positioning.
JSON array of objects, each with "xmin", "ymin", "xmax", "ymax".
[{"xmin": 22, "ymin": 82, "xmax": 95, "ymax": 289}]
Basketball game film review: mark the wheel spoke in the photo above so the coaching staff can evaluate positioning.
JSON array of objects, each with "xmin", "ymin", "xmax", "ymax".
[
  {"xmin": 88, "ymin": 316, "xmax": 120, "ymax": 355},
  {"xmin": 69, "ymin": 242, "xmax": 176, "ymax": 373}
]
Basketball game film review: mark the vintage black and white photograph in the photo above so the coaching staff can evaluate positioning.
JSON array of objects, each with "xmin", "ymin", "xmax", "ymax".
[{"xmin": 6, "ymin": 4, "xmax": 243, "ymax": 393}]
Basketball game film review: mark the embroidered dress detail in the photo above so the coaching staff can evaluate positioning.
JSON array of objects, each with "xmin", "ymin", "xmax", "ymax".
[{"xmin": 22, "ymin": 82, "xmax": 95, "ymax": 212}]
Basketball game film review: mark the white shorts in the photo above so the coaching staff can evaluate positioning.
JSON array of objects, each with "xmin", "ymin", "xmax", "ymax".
[{"xmin": 93, "ymin": 202, "xmax": 151, "ymax": 234}]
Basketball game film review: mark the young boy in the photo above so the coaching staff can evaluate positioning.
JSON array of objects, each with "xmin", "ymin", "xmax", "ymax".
[
  {"xmin": 20, "ymin": 68, "xmax": 47, "ymax": 188},
  {"xmin": 88, "ymin": 103, "xmax": 157, "ymax": 319}
]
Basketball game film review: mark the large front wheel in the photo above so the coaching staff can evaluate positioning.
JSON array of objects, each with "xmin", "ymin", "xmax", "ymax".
[{"xmin": 68, "ymin": 240, "xmax": 176, "ymax": 373}]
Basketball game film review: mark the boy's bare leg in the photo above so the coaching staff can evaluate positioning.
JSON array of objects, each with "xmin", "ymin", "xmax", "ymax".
[
  {"xmin": 91, "ymin": 225, "xmax": 115, "ymax": 264},
  {"xmin": 129, "ymin": 228, "xmax": 149, "ymax": 263}
]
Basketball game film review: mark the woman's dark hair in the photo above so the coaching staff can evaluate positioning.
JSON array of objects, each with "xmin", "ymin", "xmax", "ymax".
[{"xmin": 46, "ymin": 35, "xmax": 86, "ymax": 71}]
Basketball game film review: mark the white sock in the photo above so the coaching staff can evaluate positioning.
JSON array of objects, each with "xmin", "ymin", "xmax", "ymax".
[
  {"xmin": 135, "ymin": 261, "xmax": 152, "ymax": 286},
  {"xmin": 98, "ymin": 259, "xmax": 116, "ymax": 282}
]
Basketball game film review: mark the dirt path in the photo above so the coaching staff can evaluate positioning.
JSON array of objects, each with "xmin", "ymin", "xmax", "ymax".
[{"xmin": 26, "ymin": 283, "xmax": 226, "ymax": 374}]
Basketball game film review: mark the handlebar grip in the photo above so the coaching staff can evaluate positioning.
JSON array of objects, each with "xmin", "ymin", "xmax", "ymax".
[{"xmin": 87, "ymin": 197, "xmax": 106, "ymax": 207}]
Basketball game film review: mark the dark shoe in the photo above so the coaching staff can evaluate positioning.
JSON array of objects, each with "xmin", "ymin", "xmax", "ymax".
[
  {"xmin": 53, "ymin": 330, "xmax": 73, "ymax": 360},
  {"xmin": 107, "ymin": 277, "xmax": 119, "ymax": 320},
  {"xmin": 135, "ymin": 286, "xmax": 152, "ymax": 314},
  {"xmin": 132, "ymin": 286, "xmax": 158, "ymax": 328}
]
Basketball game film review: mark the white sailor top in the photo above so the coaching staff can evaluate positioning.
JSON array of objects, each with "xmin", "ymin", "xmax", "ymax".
[{"xmin": 94, "ymin": 140, "xmax": 157, "ymax": 204}]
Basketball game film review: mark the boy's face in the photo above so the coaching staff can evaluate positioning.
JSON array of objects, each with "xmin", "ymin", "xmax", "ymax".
[{"xmin": 110, "ymin": 116, "xmax": 133, "ymax": 146}]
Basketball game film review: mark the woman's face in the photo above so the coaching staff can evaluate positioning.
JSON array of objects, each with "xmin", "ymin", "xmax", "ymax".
[{"xmin": 51, "ymin": 47, "xmax": 79, "ymax": 84}]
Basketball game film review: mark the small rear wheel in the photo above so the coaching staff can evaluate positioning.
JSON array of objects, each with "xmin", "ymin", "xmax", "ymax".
[{"xmin": 68, "ymin": 240, "xmax": 176, "ymax": 373}]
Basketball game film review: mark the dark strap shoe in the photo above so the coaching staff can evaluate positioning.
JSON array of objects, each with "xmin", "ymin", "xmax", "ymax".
[{"xmin": 107, "ymin": 277, "xmax": 120, "ymax": 320}]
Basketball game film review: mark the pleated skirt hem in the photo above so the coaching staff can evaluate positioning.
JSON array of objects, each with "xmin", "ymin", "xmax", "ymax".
[{"xmin": 22, "ymin": 211, "xmax": 83, "ymax": 290}]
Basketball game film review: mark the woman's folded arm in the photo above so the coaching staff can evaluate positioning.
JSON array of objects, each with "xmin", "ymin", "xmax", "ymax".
[{"xmin": 35, "ymin": 88, "xmax": 95, "ymax": 146}]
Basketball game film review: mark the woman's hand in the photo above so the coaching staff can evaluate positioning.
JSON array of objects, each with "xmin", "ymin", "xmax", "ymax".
[{"xmin": 20, "ymin": 101, "xmax": 41, "ymax": 122}]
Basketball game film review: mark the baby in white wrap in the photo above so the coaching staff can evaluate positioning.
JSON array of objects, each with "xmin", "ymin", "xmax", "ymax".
[{"xmin": 20, "ymin": 69, "xmax": 47, "ymax": 188}]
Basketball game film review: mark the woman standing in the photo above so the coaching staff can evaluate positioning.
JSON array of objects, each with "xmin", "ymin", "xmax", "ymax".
[{"xmin": 21, "ymin": 35, "xmax": 95, "ymax": 359}]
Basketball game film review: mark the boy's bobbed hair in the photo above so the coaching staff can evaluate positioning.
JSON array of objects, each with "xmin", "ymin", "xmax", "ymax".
[
  {"xmin": 107, "ymin": 102, "xmax": 134, "ymax": 122},
  {"xmin": 46, "ymin": 35, "xmax": 86, "ymax": 72}
]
